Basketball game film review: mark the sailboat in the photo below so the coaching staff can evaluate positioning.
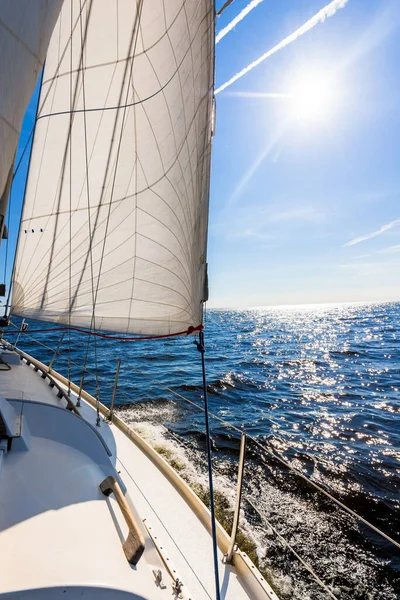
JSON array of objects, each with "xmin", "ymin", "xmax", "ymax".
[{"xmin": 0, "ymin": 2, "xmax": 278, "ymax": 599}]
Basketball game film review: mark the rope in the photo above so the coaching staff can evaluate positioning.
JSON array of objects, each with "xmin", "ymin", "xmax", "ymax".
[
  {"xmin": 78, "ymin": 0, "xmax": 96, "ymax": 410},
  {"xmin": 245, "ymin": 498, "xmax": 339, "ymax": 600},
  {"xmin": 150, "ymin": 423, "xmax": 339, "ymax": 600},
  {"xmin": 87, "ymin": 0, "xmax": 143, "ymax": 348},
  {"xmin": 80, "ymin": 0, "xmax": 144, "ymax": 428},
  {"xmin": 68, "ymin": 0, "xmax": 74, "ymax": 398},
  {"xmin": 216, "ymin": 0, "xmax": 236, "ymax": 17},
  {"xmin": 5, "ymin": 323, "xmax": 203, "ymax": 340},
  {"xmin": 12, "ymin": 128, "xmax": 35, "ymax": 182},
  {"xmin": 195, "ymin": 330, "xmax": 221, "ymax": 600},
  {"xmin": 75, "ymin": 0, "xmax": 100, "ymax": 426},
  {"xmin": 6, "ymin": 323, "xmax": 93, "ymax": 378}
]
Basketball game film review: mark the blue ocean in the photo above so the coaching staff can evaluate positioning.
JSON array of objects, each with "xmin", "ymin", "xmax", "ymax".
[{"xmin": 9, "ymin": 301, "xmax": 400, "ymax": 599}]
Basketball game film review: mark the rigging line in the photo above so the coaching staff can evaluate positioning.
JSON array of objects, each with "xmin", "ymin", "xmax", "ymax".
[
  {"xmin": 21, "ymin": 87, "xmax": 210, "ymax": 299},
  {"xmin": 181, "ymin": 1, "xmax": 202, "ymax": 211},
  {"xmin": 122, "ymin": 365, "xmax": 400, "ymax": 552},
  {"xmin": 36, "ymin": 65, "xmax": 190, "ymax": 119},
  {"xmin": 8, "ymin": 323, "xmax": 203, "ymax": 340},
  {"xmin": 148, "ymin": 424, "xmax": 340, "ymax": 600},
  {"xmin": 17, "ymin": 10, "xmax": 94, "ymax": 303},
  {"xmin": 4, "ymin": 66, "xmax": 45, "ymax": 315},
  {"xmin": 3, "ymin": 177, "xmax": 12, "ymax": 283},
  {"xmin": 36, "ymin": 7, "xmax": 211, "ymax": 124},
  {"xmin": 128, "ymin": 32, "xmax": 139, "ymax": 319},
  {"xmin": 77, "ymin": 331, "xmax": 92, "ymax": 407},
  {"xmin": 4, "ymin": 121, "xmax": 35, "ymax": 299},
  {"xmin": 11, "ymin": 128, "xmax": 34, "ymax": 181},
  {"xmin": 112, "ymin": 399, "xmax": 339, "ymax": 600},
  {"xmin": 216, "ymin": 0, "xmax": 264, "ymax": 44},
  {"xmin": 162, "ymin": 15, "xmax": 196, "ymax": 233},
  {"xmin": 10, "ymin": 21, "xmax": 65, "ymax": 288},
  {"xmin": 18, "ymin": 50, "xmax": 119, "ymax": 296},
  {"xmin": 89, "ymin": 0, "xmax": 143, "ymax": 335},
  {"xmin": 21, "ymin": 207, "xmax": 194, "ymax": 306},
  {"xmin": 77, "ymin": 0, "xmax": 96, "ymax": 409},
  {"xmin": 67, "ymin": 3, "xmax": 143, "ymax": 314},
  {"xmin": 12, "ymin": 17, "xmax": 74, "ymax": 290},
  {"xmin": 19, "ymin": 129, "xmax": 200, "ymax": 296},
  {"xmin": 38, "ymin": 1, "xmax": 93, "ymax": 314},
  {"xmin": 195, "ymin": 331, "xmax": 221, "ymax": 600},
  {"xmin": 69, "ymin": 0, "xmax": 95, "ymax": 316},
  {"xmin": 6, "ymin": 324, "xmax": 98, "ymax": 382},
  {"xmin": 245, "ymin": 498, "xmax": 339, "ymax": 600},
  {"xmin": 22, "ymin": 251, "xmax": 193, "ymax": 310},
  {"xmin": 15, "ymin": 37, "xmax": 209, "ymax": 296},
  {"xmin": 40, "ymin": 0, "xmax": 188, "ymax": 87},
  {"xmin": 116, "ymin": 452, "xmax": 213, "ymax": 600},
  {"xmin": 68, "ymin": 0, "xmax": 74, "ymax": 397},
  {"xmin": 36, "ymin": 0, "xmax": 89, "ymax": 120},
  {"xmin": 216, "ymin": 0, "xmax": 236, "ymax": 17},
  {"xmin": 100, "ymin": 4, "xmax": 212, "ymax": 283},
  {"xmin": 118, "ymin": 403, "xmax": 340, "ymax": 599}
]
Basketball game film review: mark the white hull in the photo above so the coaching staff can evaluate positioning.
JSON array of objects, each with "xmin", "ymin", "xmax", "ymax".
[{"xmin": 0, "ymin": 344, "xmax": 278, "ymax": 600}]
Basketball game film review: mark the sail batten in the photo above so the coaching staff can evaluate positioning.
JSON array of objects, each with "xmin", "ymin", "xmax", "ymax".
[{"xmin": 12, "ymin": 0, "xmax": 214, "ymax": 336}]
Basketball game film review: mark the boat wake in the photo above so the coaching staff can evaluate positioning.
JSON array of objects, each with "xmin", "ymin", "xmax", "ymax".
[{"xmin": 116, "ymin": 402, "xmax": 400, "ymax": 600}]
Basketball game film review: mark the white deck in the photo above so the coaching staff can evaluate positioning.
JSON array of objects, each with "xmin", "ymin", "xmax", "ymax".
[{"xmin": 0, "ymin": 348, "xmax": 278, "ymax": 600}]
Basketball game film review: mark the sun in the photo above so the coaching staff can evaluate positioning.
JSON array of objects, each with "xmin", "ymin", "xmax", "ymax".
[{"xmin": 289, "ymin": 71, "xmax": 335, "ymax": 121}]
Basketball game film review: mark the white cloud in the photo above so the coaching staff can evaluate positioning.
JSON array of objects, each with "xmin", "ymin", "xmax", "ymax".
[
  {"xmin": 343, "ymin": 218, "xmax": 400, "ymax": 247},
  {"xmin": 354, "ymin": 245, "xmax": 400, "ymax": 259},
  {"xmin": 379, "ymin": 244, "xmax": 400, "ymax": 254}
]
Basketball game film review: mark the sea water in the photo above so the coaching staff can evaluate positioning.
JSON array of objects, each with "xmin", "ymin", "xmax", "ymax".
[{"xmin": 11, "ymin": 301, "xmax": 400, "ymax": 599}]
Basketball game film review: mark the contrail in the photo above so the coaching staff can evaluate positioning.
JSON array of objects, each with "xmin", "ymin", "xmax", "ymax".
[
  {"xmin": 215, "ymin": 0, "xmax": 349, "ymax": 94},
  {"xmin": 216, "ymin": 0, "xmax": 265, "ymax": 44},
  {"xmin": 343, "ymin": 218, "xmax": 400, "ymax": 247},
  {"xmin": 224, "ymin": 91, "xmax": 291, "ymax": 99},
  {"xmin": 228, "ymin": 119, "xmax": 289, "ymax": 204}
]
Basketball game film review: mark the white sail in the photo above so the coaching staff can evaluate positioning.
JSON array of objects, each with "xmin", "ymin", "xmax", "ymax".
[
  {"xmin": 12, "ymin": 0, "xmax": 214, "ymax": 335},
  {"xmin": 0, "ymin": 0, "xmax": 64, "ymax": 229}
]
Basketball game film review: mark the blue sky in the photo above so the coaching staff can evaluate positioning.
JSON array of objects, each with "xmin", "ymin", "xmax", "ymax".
[
  {"xmin": 1, "ymin": 0, "xmax": 400, "ymax": 310},
  {"xmin": 209, "ymin": 0, "xmax": 400, "ymax": 306},
  {"xmin": 0, "ymin": 81, "xmax": 39, "ymax": 311}
]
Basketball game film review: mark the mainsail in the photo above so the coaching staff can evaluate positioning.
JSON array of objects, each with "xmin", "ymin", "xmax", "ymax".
[
  {"xmin": 12, "ymin": 0, "xmax": 214, "ymax": 336},
  {"xmin": 0, "ymin": 0, "xmax": 63, "ymax": 237}
]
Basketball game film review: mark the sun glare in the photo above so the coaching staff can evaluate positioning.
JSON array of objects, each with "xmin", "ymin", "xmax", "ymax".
[{"xmin": 289, "ymin": 72, "xmax": 335, "ymax": 121}]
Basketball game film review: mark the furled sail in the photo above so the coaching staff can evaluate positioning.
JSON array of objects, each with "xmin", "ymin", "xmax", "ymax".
[
  {"xmin": 0, "ymin": 0, "xmax": 64, "ymax": 237},
  {"xmin": 12, "ymin": 0, "xmax": 214, "ymax": 335}
]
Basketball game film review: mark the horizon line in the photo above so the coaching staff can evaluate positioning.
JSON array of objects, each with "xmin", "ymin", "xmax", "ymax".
[{"xmin": 205, "ymin": 298, "xmax": 400, "ymax": 310}]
